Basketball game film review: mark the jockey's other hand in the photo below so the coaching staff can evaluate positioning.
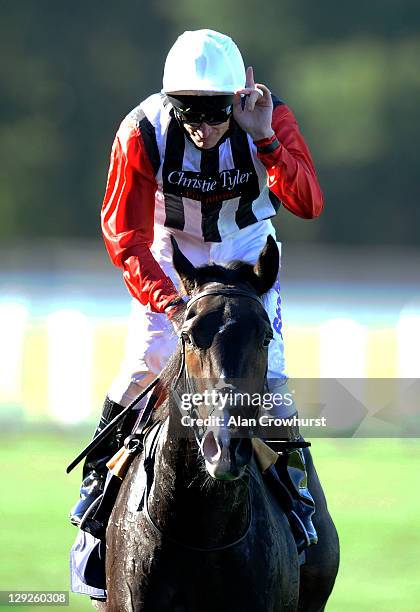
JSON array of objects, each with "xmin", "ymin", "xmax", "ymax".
[{"xmin": 165, "ymin": 299, "xmax": 187, "ymax": 334}]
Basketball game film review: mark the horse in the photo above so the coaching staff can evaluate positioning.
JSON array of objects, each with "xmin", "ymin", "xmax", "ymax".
[{"xmin": 102, "ymin": 236, "xmax": 339, "ymax": 612}]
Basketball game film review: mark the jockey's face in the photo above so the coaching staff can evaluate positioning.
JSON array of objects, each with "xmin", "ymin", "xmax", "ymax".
[{"xmin": 182, "ymin": 119, "xmax": 230, "ymax": 149}]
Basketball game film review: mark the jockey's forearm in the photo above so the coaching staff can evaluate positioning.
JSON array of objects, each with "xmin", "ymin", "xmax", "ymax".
[
  {"xmin": 101, "ymin": 126, "xmax": 179, "ymax": 313},
  {"xmin": 122, "ymin": 248, "xmax": 179, "ymax": 313},
  {"xmin": 257, "ymin": 104, "xmax": 324, "ymax": 219}
]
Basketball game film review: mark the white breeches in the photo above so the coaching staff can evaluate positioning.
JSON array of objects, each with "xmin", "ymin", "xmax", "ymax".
[{"xmin": 108, "ymin": 219, "xmax": 294, "ymax": 417}]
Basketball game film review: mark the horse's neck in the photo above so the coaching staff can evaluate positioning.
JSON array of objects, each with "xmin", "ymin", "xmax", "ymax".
[{"xmin": 147, "ymin": 403, "xmax": 249, "ymax": 547}]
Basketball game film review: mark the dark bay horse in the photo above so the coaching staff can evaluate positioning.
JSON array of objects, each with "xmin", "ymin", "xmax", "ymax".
[{"xmin": 103, "ymin": 236, "xmax": 339, "ymax": 611}]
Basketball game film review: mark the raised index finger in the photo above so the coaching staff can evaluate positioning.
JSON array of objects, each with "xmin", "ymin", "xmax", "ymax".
[{"xmin": 245, "ymin": 66, "xmax": 255, "ymax": 89}]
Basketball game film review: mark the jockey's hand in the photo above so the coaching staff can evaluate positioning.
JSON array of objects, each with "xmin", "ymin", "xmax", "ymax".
[
  {"xmin": 233, "ymin": 66, "xmax": 274, "ymax": 142},
  {"xmin": 165, "ymin": 300, "xmax": 187, "ymax": 334}
]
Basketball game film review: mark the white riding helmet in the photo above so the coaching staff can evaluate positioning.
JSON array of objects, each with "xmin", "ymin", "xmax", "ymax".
[{"xmin": 162, "ymin": 29, "xmax": 246, "ymax": 96}]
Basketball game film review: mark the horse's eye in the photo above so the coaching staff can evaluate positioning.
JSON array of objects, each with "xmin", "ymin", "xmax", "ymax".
[
  {"xmin": 262, "ymin": 334, "xmax": 273, "ymax": 348},
  {"xmin": 185, "ymin": 307, "xmax": 197, "ymax": 320}
]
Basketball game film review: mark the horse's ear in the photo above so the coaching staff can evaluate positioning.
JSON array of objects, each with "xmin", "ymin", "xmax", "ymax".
[
  {"xmin": 251, "ymin": 235, "xmax": 279, "ymax": 295},
  {"xmin": 171, "ymin": 236, "xmax": 198, "ymax": 294}
]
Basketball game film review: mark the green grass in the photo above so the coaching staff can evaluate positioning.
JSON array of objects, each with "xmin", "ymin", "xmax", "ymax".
[
  {"xmin": 0, "ymin": 431, "xmax": 93, "ymax": 611},
  {"xmin": 0, "ymin": 433, "xmax": 419, "ymax": 611},
  {"xmin": 314, "ymin": 439, "xmax": 420, "ymax": 611}
]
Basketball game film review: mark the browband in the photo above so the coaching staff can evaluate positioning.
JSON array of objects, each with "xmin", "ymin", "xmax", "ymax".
[{"xmin": 186, "ymin": 287, "xmax": 263, "ymax": 312}]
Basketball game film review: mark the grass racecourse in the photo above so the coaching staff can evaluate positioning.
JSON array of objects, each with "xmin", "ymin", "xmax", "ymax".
[{"xmin": 0, "ymin": 432, "xmax": 419, "ymax": 611}]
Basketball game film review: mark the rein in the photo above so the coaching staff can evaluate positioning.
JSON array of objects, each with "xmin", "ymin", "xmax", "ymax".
[
  {"xmin": 141, "ymin": 420, "xmax": 253, "ymax": 552},
  {"xmin": 143, "ymin": 490, "xmax": 253, "ymax": 553}
]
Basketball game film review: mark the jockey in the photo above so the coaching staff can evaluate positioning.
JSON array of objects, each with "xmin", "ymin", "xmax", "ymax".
[{"xmin": 70, "ymin": 29, "xmax": 323, "ymax": 551}]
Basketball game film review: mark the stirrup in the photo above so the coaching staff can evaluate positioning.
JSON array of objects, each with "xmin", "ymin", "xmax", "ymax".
[
  {"xmin": 78, "ymin": 495, "xmax": 104, "ymax": 534},
  {"xmin": 79, "ymin": 493, "xmax": 106, "ymax": 540},
  {"xmin": 69, "ymin": 469, "xmax": 106, "ymax": 526},
  {"xmin": 289, "ymin": 510, "xmax": 312, "ymax": 553}
]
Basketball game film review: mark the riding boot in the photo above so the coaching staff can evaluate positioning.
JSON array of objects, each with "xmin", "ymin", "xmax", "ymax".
[
  {"xmin": 69, "ymin": 396, "xmax": 129, "ymax": 529},
  {"xmin": 266, "ymin": 423, "xmax": 318, "ymax": 553}
]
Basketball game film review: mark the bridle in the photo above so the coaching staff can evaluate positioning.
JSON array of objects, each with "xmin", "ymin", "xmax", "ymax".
[
  {"xmin": 185, "ymin": 286, "xmax": 264, "ymax": 311},
  {"xmin": 140, "ymin": 285, "xmax": 266, "ymax": 552},
  {"xmin": 172, "ymin": 285, "xmax": 265, "ymax": 391},
  {"xmin": 171, "ymin": 285, "xmax": 267, "ymax": 436}
]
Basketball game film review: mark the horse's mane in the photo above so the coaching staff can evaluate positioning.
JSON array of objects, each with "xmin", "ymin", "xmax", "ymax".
[{"xmin": 150, "ymin": 348, "xmax": 182, "ymax": 423}]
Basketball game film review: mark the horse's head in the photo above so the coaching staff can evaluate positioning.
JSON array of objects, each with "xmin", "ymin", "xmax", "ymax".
[{"xmin": 171, "ymin": 235, "xmax": 279, "ymax": 481}]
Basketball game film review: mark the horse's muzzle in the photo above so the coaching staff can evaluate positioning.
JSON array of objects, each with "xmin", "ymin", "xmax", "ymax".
[{"xmin": 202, "ymin": 432, "xmax": 253, "ymax": 480}]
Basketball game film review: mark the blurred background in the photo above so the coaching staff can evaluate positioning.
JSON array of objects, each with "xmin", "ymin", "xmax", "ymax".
[{"xmin": 0, "ymin": 1, "xmax": 419, "ymax": 610}]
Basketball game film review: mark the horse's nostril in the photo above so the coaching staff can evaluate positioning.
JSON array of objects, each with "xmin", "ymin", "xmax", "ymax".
[
  {"xmin": 235, "ymin": 439, "xmax": 253, "ymax": 468},
  {"xmin": 202, "ymin": 431, "xmax": 220, "ymax": 463}
]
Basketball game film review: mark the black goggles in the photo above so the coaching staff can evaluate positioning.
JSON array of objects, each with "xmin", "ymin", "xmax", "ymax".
[{"xmin": 174, "ymin": 106, "xmax": 233, "ymax": 127}]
